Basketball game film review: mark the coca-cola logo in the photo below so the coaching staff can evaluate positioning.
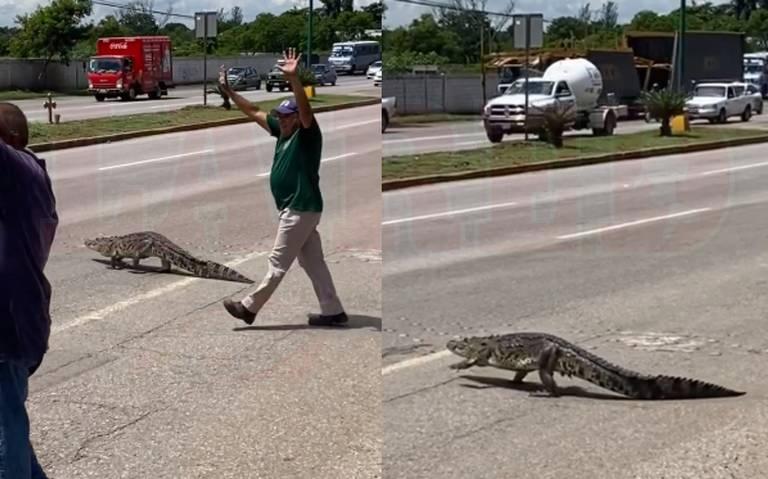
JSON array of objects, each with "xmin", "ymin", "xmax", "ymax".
[{"xmin": 109, "ymin": 42, "xmax": 128, "ymax": 50}]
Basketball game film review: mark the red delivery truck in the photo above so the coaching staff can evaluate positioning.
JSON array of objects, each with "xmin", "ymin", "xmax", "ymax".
[{"xmin": 87, "ymin": 36, "xmax": 174, "ymax": 102}]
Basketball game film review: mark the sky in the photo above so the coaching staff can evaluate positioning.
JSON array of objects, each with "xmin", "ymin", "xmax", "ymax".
[
  {"xmin": 383, "ymin": 0, "xmax": 732, "ymax": 28},
  {"xmin": 0, "ymin": 0, "xmax": 379, "ymax": 28}
]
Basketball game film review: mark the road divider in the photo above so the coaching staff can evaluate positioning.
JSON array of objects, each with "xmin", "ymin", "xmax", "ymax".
[
  {"xmin": 28, "ymin": 95, "xmax": 380, "ymax": 153},
  {"xmin": 382, "ymin": 129, "xmax": 768, "ymax": 191}
]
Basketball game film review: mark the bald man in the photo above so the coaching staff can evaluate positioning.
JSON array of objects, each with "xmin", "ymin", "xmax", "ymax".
[{"xmin": 0, "ymin": 102, "xmax": 57, "ymax": 479}]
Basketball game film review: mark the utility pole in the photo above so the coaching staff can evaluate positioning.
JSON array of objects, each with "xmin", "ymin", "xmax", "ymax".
[
  {"xmin": 677, "ymin": 0, "xmax": 686, "ymax": 92},
  {"xmin": 307, "ymin": 0, "xmax": 313, "ymax": 69},
  {"xmin": 481, "ymin": 19, "xmax": 486, "ymax": 106}
]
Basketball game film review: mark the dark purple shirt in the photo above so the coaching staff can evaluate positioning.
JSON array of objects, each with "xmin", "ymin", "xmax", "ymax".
[{"xmin": 0, "ymin": 142, "xmax": 58, "ymax": 372}]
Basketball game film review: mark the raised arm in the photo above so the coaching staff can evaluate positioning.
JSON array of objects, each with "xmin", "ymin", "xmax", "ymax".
[
  {"xmin": 279, "ymin": 48, "xmax": 314, "ymax": 129},
  {"xmin": 218, "ymin": 66, "xmax": 271, "ymax": 133}
]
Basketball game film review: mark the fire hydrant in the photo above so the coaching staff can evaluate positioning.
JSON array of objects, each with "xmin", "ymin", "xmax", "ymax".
[{"xmin": 43, "ymin": 92, "xmax": 57, "ymax": 124}]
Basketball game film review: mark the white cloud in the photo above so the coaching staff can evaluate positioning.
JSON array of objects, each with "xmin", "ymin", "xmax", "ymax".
[
  {"xmin": 383, "ymin": 0, "xmax": 731, "ymax": 28},
  {"xmin": 1, "ymin": 0, "xmax": 380, "ymax": 29}
]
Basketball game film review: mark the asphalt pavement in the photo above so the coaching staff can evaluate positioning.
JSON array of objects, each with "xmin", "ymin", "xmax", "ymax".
[
  {"xmin": 382, "ymin": 143, "xmax": 768, "ymax": 477},
  {"xmin": 13, "ymin": 75, "xmax": 378, "ymax": 123},
  {"xmin": 383, "ymin": 112, "xmax": 768, "ymax": 157},
  {"xmin": 28, "ymin": 104, "xmax": 382, "ymax": 478}
]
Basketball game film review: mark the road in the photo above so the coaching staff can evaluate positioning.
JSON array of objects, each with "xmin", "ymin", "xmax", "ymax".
[
  {"xmin": 14, "ymin": 76, "xmax": 378, "ymax": 123},
  {"xmin": 383, "ymin": 112, "xmax": 768, "ymax": 157},
  {"xmin": 28, "ymin": 104, "xmax": 382, "ymax": 478},
  {"xmin": 382, "ymin": 143, "xmax": 768, "ymax": 477}
]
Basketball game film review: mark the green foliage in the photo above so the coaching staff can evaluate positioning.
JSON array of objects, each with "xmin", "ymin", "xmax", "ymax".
[
  {"xmin": 641, "ymin": 88, "xmax": 687, "ymax": 136},
  {"xmin": 386, "ymin": 51, "xmax": 450, "ymax": 74},
  {"xmin": 532, "ymin": 100, "xmax": 577, "ymax": 148},
  {"xmin": 10, "ymin": 0, "xmax": 92, "ymax": 76},
  {"xmin": 298, "ymin": 66, "xmax": 318, "ymax": 86}
]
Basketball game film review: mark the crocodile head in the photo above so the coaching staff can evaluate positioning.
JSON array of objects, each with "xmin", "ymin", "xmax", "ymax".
[
  {"xmin": 84, "ymin": 237, "xmax": 114, "ymax": 256},
  {"xmin": 446, "ymin": 336, "xmax": 496, "ymax": 365}
]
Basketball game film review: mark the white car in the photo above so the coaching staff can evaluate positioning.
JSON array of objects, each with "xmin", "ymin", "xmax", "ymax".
[
  {"xmin": 374, "ymin": 69, "xmax": 382, "ymax": 87},
  {"xmin": 686, "ymin": 82, "xmax": 754, "ymax": 123},
  {"xmin": 367, "ymin": 61, "xmax": 382, "ymax": 79},
  {"xmin": 736, "ymin": 81, "xmax": 764, "ymax": 115},
  {"xmin": 382, "ymin": 97, "xmax": 396, "ymax": 133}
]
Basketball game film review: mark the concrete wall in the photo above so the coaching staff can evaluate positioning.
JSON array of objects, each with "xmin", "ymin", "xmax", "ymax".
[
  {"xmin": 0, "ymin": 53, "xmax": 330, "ymax": 91},
  {"xmin": 382, "ymin": 74, "xmax": 501, "ymax": 114}
]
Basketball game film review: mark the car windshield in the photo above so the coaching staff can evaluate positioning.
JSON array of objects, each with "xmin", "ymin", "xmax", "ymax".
[
  {"xmin": 745, "ymin": 64, "xmax": 763, "ymax": 73},
  {"xmin": 312, "ymin": 65, "xmax": 325, "ymax": 72},
  {"xmin": 694, "ymin": 86, "xmax": 726, "ymax": 97},
  {"xmin": 228, "ymin": 68, "xmax": 245, "ymax": 74},
  {"xmin": 504, "ymin": 80, "xmax": 554, "ymax": 95},
  {"xmin": 331, "ymin": 46, "xmax": 354, "ymax": 56},
  {"xmin": 88, "ymin": 58, "xmax": 122, "ymax": 73},
  {"xmin": 371, "ymin": 61, "xmax": 381, "ymax": 68}
]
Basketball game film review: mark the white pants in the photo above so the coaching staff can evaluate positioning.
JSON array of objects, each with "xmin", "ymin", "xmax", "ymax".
[{"xmin": 241, "ymin": 208, "xmax": 344, "ymax": 316}]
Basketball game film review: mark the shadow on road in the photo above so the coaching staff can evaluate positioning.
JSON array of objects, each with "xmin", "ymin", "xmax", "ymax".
[
  {"xmin": 233, "ymin": 314, "xmax": 381, "ymax": 332},
  {"xmin": 90, "ymin": 259, "xmax": 255, "ymax": 284},
  {"xmin": 457, "ymin": 374, "xmax": 632, "ymax": 401}
]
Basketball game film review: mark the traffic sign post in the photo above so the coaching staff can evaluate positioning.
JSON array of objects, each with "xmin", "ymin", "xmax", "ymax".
[
  {"xmin": 195, "ymin": 11, "xmax": 218, "ymax": 106},
  {"xmin": 513, "ymin": 14, "xmax": 543, "ymax": 141}
]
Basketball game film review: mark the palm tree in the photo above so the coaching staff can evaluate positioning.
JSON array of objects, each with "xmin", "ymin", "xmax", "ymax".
[
  {"xmin": 641, "ymin": 89, "xmax": 688, "ymax": 136},
  {"xmin": 531, "ymin": 100, "xmax": 577, "ymax": 148}
]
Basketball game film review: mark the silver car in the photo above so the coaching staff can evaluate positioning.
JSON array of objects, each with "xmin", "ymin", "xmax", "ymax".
[
  {"xmin": 312, "ymin": 64, "xmax": 337, "ymax": 86},
  {"xmin": 226, "ymin": 66, "xmax": 261, "ymax": 90}
]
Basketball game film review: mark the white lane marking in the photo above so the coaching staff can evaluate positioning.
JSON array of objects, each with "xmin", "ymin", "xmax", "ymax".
[
  {"xmin": 454, "ymin": 140, "xmax": 489, "ymax": 147},
  {"xmin": 556, "ymin": 208, "xmax": 712, "ymax": 240},
  {"xmin": 382, "ymin": 201, "xmax": 519, "ymax": 226},
  {"xmin": 255, "ymin": 152, "xmax": 359, "ymax": 177},
  {"xmin": 700, "ymin": 160, "xmax": 768, "ymax": 176},
  {"xmin": 336, "ymin": 119, "xmax": 379, "ymax": 130},
  {"xmin": 382, "ymin": 350, "xmax": 453, "ymax": 375},
  {"xmin": 52, "ymin": 251, "xmax": 268, "ymax": 334},
  {"xmin": 383, "ymin": 132, "xmax": 485, "ymax": 144},
  {"xmin": 98, "ymin": 149, "xmax": 215, "ymax": 171}
]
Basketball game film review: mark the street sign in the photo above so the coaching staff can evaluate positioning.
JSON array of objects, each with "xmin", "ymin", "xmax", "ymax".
[
  {"xmin": 513, "ymin": 14, "xmax": 543, "ymax": 49},
  {"xmin": 195, "ymin": 11, "xmax": 217, "ymax": 38}
]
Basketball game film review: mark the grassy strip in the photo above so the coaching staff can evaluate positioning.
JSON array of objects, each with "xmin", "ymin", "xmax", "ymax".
[
  {"xmin": 28, "ymin": 94, "xmax": 365, "ymax": 144},
  {"xmin": 391, "ymin": 113, "xmax": 481, "ymax": 126},
  {"xmin": 0, "ymin": 89, "xmax": 91, "ymax": 100},
  {"xmin": 383, "ymin": 127, "xmax": 768, "ymax": 180}
]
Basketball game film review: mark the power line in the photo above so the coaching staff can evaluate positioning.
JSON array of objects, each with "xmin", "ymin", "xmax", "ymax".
[
  {"xmin": 91, "ymin": 0, "xmax": 195, "ymax": 20},
  {"xmin": 391, "ymin": 0, "xmax": 551, "ymax": 22}
]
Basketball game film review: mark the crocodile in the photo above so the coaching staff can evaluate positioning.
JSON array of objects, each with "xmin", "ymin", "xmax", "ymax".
[
  {"xmin": 84, "ymin": 231, "xmax": 254, "ymax": 284},
  {"xmin": 446, "ymin": 332, "xmax": 745, "ymax": 399}
]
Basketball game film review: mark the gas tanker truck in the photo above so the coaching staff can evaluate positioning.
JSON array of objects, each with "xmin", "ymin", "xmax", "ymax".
[{"xmin": 481, "ymin": 58, "xmax": 628, "ymax": 143}]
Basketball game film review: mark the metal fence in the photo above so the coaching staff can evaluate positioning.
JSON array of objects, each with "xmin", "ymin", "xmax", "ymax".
[{"xmin": 382, "ymin": 74, "xmax": 501, "ymax": 115}]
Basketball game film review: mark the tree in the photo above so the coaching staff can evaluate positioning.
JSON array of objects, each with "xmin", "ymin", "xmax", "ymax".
[
  {"xmin": 599, "ymin": 1, "xmax": 619, "ymax": 29},
  {"xmin": 118, "ymin": 0, "xmax": 161, "ymax": 35},
  {"xmin": 545, "ymin": 17, "xmax": 589, "ymax": 47},
  {"xmin": 747, "ymin": 9, "xmax": 768, "ymax": 49},
  {"xmin": 10, "ymin": 0, "xmax": 92, "ymax": 79},
  {"xmin": 641, "ymin": 89, "xmax": 687, "ymax": 136},
  {"xmin": 362, "ymin": 1, "xmax": 384, "ymax": 25}
]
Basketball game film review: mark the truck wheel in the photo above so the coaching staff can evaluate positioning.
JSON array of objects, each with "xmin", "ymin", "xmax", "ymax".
[
  {"xmin": 603, "ymin": 112, "xmax": 616, "ymax": 136},
  {"xmin": 266, "ymin": 84, "xmax": 273, "ymax": 92},
  {"xmin": 718, "ymin": 108, "xmax": 727, "ymax": 124},
  {"xmin": 148, "ymin": 86, "xmax": 161, "ymax": 100},
  {"xmin": 382, "ymin": 110, "xmax": 389, "ymax": 133},
  {"xmin": 741, "ymin": 105, "xmax": 751, "ymax": 122},
  {"xmin": 486, "ymin": 126, "xmax": 503, "ymax": 143},
  {"xmin": 94, "ymin": 94, "xmax": 105, "ymax": 102}
]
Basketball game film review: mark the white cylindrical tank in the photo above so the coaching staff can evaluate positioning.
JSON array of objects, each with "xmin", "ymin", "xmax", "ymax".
[{"xmin": 542, "ymin": 58, "xmax": 603, "ymax": 112}]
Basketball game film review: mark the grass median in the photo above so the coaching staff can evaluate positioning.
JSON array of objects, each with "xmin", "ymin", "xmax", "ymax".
[
  {"xmin": 0, "ymin": 89, "xmax": 91, "ymax": 101},
  {"xmin": 28, "ymin": 94, "xmax": 369, "ymax": 144},
  {"xmin": 383, "ymin": 126, "xmax": 768, "ymax": 181},
  {"xmin": 391, "ymin": 113, "xmax": 481, "ymax": 126}
]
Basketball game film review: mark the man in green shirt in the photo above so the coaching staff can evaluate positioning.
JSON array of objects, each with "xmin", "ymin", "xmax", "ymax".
[{"xmin": 219, "ymin": 48, "xmax": 347, "ymax": 327}]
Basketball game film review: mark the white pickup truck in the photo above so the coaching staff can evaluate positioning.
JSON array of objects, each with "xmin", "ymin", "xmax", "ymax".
[
  {"xmin": 382, "ymin": 97, "xmax": 396, "ymax": 133},
  {"xmin": 686, "ymin": 82, "xmax": 754, "ymax": 123}
]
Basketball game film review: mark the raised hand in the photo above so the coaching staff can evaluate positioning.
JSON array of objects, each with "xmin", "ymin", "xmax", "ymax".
[{"xmin": 277, "ymin": 47, "xmax": 303, "ymax": 77}]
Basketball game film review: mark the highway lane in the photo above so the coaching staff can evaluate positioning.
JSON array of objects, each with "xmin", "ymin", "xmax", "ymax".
[
  {"xmin": 14, "ymin": 75, "xmax": 378, "ymax": 123},
  {"xmin": 382, "ymin": 144, "xmax": 768, "ymax": 477},
  {"xmin": 383, "ymin": 112, "xmax": 768, "ymax": 157},
  {"xmin": 27, "ymin": 104, "xmax": 382, "ymax": 478}
]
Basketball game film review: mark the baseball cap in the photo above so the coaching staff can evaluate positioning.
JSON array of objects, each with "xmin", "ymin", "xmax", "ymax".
[{"xmin": 273, "ymin": 99, "xmax": 299, "ymax": 116}]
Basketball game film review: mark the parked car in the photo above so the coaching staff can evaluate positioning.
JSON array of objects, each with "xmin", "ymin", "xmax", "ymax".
[
  {"xmin": 685, "ymin": 82, "xmax": 753, "ymax": 123},
  {"xmin": 226, "ymin": 66, "xmax": 261, "ymax": 90},
  {"xmin": 312, "ymin": 64, "xmax": 337, "ymax": 86},
  {"xmin": 266, "ymin": 63, "xmax": 290, "ymax": 92},
  {"xmin": 739, "ymin": 81, "xmax": 764, "ymax": 114},
  {"xmin": 367, "ymin": 60, "xmax": 382, "ymax": 79},
  {"xmin": 382, "ymin": 97, "xmax": 396, "ymax": 133},
  {"xmin": 374, "ymin": 68, "xmax": 382, "ymax": 87}
]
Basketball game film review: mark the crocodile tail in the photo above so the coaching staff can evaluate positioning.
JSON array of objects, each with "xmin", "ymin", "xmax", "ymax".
[
  {"xmin": 633, "ymin": 375, "xmax": 745, "ymax": 400},
  {"xmin": 202, "ymin": 260, "xmax": 255, "ymax": 284}
]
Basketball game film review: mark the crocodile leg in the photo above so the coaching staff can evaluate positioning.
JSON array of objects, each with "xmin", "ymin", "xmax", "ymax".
[
  {"xmin": 535, "ymin": 344, "xmax": 561, "ymax": 397},
  {"xmin": 110, "ymin": 255, "xmax": 124, "ymax": 269},
  {"xmin": 132, "ymin": 257, "xmax": 141, "ymax": 267},
  {"xmin": 160, "ymin": 259, "xmax": 172, "ymax": 272},
  {"xmin": 512, "ymin": 371, "xmax": 529, "ymax": 383}
]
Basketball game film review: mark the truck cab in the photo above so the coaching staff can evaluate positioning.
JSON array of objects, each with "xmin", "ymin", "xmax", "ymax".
[{"xmin": 743, "ymin": 54, "xmax": 768, "ymax": 98}]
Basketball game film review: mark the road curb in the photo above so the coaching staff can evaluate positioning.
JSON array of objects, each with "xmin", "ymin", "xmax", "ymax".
[
  {"xmin": 28, "ymin": 97, "xmax": 380, "ymax": 153},
  {"xmin": 381, "ymin": 133, "xmax": 768, "ymax": 191}
]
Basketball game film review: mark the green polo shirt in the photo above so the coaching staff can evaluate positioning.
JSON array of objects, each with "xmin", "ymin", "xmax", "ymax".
[{"xmin": 266, "ymin": 114, "xmax": 323, "ymax": 212}]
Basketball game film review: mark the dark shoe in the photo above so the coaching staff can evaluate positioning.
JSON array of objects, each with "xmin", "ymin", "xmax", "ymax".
[
  {"xmin": 223, "ymin": 299, "xmax": 255, "ymax": 325},
  {"xmin": 307, "ymin": 311, "xmax": 348, "ymax": 326}
]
